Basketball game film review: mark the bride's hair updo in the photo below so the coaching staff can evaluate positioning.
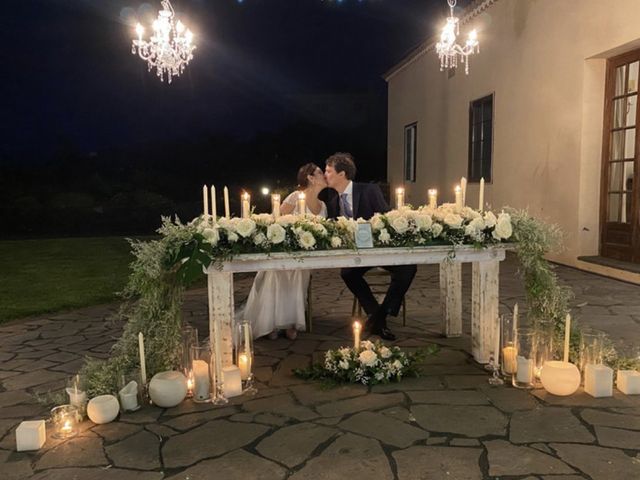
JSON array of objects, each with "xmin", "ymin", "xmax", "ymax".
[{"xmin": 297, "ymin": 163, "xmax": 320, "ymax": 189}]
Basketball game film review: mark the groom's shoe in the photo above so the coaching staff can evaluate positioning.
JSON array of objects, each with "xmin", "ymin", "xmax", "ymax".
[{"xmin": 370, "ymin": 325, "xmax": 396, "ymax": 341}]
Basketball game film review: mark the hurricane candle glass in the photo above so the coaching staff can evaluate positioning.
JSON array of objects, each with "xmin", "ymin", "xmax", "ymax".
[
  {"xmin": 513, "ymin": 328, "xmax": 535, "ymax": 389},
  {"xmin": 51, "ymin": 404, "xmax": 80, "ymax": 439},
  {"xmin": 236, "ymin": 319, "xmax": 257, "ymax": 396},
  {"xmin": 191, "ymin": 345, "xmax": 212, "ymax": 403},
  {"xmin": 500, "ymin": 314, "xmax": 517, "ymax": 377},
  {"xmin": 180, "ymin": 325, "xmax": 198, "ymax": 397},
  {"xmin": 533, "ymin": 320, "xmax": 554, "ymax": 381}
]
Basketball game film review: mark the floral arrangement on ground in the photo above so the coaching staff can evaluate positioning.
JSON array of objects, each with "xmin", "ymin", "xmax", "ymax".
[{"xmin": 293, "ymin": 341, "xmax": 439, "ymax": 386}]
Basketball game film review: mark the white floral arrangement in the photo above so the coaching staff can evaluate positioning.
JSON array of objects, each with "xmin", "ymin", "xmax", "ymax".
[{"xmin": 293, "ymin": 340, "xmax": 437, "ymax": 386}]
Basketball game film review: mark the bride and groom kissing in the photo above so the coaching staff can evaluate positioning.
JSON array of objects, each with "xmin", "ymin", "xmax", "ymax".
[{"xmin": 241, "ymin": 152, "xmax": 416, "ymax": 342}]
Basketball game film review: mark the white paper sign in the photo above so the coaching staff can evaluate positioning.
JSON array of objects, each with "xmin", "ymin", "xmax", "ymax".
[{"xmin": 356, "ymin": 223, "xmax": 374, "ymax": 248}]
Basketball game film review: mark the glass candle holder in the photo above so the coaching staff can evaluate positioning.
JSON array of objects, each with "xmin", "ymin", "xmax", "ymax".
[
  {"xmin": 580, "ymin": 330, "xmax": 605, "ymax": 372},
  {"xmin": 236, "ymin": 319, "xmax": 257, "ymax": 396},
  {"xmin": 533, "ymin": 321, "xmax": 554, "ymax": 381},
  {"xmin": 118, "ymin": 370, "xmax": 142, "ymax": 412},
  {"xmin": 500, "ymin": 314, "xmax": 517, "ymax": 377},
  {"xmin": 513, "ymin": 328, "xmax": 536, "ymax": 389},
  {"xmin": 51, "ymin": 404, "xmax": 80, "ymax": 439},
  {"xmin": 191, "ymin": 345, "xmax": 212, "ymax": 403},
  {"xmin": 180, "ymin": 325, "xmax": 198, "ymax": 397},
  {"xmin": 65, "ymin": 374, "xmax": 87, "ymax": 417}
]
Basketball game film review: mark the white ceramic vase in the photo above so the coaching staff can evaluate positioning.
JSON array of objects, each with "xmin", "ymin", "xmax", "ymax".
[
  {"xmin": 149, "ymin": 371, "xmax": 188, "ymax": 408},
  {"xmin": 87, "ymin": 395, "xmax": 120, "ymax": 424}
]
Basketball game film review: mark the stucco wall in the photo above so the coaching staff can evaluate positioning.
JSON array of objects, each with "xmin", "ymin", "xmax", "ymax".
[{"xmin": 387, "ymin": 0, "xmax": 640, "ymax": 268}]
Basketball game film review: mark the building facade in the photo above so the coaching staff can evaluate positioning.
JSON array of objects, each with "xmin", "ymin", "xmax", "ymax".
[{"xmin": 385, "ymin": 0, "xmax": 640, "ymax": 283}]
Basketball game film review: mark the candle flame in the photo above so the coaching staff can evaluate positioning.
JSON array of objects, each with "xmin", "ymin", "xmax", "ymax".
[
  {"xmin": 396, "ymin": 187, "xmax": 404, "ymax": 194},
  {"xmin": 242, "ymin": 192, "xmax": 250, "ymax": 200},
  {"xmin": 298, "ymin": 192, "xmax": 306, "ymax": 199},
  {"xmin": 455, "ymin": 185, "xmax": 461, "ymax": 193},
  {"xmin": 353, "ymin": 320, "xmax": 362, "ymax": 331},
  {"xmin": 428, "ymin": 189, "xmax": 437, "ymax": 195}
]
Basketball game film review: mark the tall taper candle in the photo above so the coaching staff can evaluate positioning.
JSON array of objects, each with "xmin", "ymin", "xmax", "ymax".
[
  {"xmin": 460, "ymin": 177, "xmax": 467, "ymax": 207},
  {"xmin": 563, "ymin": 314, "xmax": 571, "ymax": 363},
  {"xmin": 241, "ymin": 192, "xmax": 250, "ymax": 219},
  {"xmin": 353, "ymin": 320, "xmax": 362, "ymax": 351},
  {"xmin": 138, "ymin": 332, "xmax": 147, "ymax": 385},
  {"xmin": 297, "ymin": 191, "xmax": 306, "ymax": 215},
  {"xmin": 202, "ymin": 185, "xmax": 209, "ymax": 217},
  {"xmin": 479, "ymin": 177, "xmax": 485, "ymax": 211},
  {"xmin": 395, "ymin": 187, "xmax": 405, "ymax": 209},
  {"xmin": 428, "ymin": 189, "xmax": 437, "ymax": 209},
  {"xmin": 513, "ymin": 303, "xmax": 519, "ymax": 335},
  {"xmin": 211, "ymin": 185, "xmax": 217, "ymax": 220},
  {"xmin": 223, "ymin": 186, "xmax": 230, "ymax": 219},
  {"xmin": 454, "ymin": 186, "xmax": 462, "ymax": 209},
  {"xmin": 271, "ymin": 193, "xmax": 281, "ymax": 218}
]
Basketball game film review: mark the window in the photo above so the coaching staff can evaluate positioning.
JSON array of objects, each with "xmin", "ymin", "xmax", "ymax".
[
  {"xmin": 404, "ymin": 123, "xmax": 417, "ymax": 182},
  {"xmin": 468, "ymin": 94, "xmax": 493, "ymax": 182}
]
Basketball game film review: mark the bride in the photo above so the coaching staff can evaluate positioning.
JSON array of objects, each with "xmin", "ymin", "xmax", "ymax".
[{"xmin": 241, "ymin": 163, "xmax": 327, "ymax": 340}]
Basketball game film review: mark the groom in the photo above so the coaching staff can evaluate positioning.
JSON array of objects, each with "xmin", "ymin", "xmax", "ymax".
[{"xmin": 322, "ymin": 152, "xmax": 417, "ymax": 341}]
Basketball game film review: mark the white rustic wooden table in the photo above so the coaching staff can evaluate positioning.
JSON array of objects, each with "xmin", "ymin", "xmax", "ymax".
[{"xmin": 206, "ymin": 245, "xmax": 508, "ymax": 365}]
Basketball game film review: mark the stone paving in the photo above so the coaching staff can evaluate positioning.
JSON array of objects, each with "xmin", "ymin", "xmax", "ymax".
[{"xmin": 1, "ymin": 255, "xmax": 640, "ymax": 479}]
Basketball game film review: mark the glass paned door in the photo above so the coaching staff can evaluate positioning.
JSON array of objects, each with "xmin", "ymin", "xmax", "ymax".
[{"xmin": 601, "ymin": 52, "xmax": 640, "ymax": 263}]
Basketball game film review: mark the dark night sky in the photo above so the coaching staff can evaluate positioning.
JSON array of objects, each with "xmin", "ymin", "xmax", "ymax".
[{"xmin": 2, "ymin": 0, "xmax": 469, "ymax": 161}]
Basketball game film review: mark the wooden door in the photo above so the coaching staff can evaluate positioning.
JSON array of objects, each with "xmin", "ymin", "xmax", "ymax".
[{"xmin": 600, "ymin": 50, "xmax": 640, "ymax": 263}]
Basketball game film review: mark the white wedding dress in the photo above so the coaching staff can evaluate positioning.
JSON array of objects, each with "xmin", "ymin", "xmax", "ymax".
[{"xmin": 239, "ymin": 192, "xmax": 327, "ymax": 339}]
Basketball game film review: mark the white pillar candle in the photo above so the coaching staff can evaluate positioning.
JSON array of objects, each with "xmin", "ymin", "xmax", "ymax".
[
  {"xmin": 454, "ymin": 186, "xmax": 462, "ymax": 209},
  {"xmin": 241, "ymin": 192, "xmax": 251, "ymax": 218},
  {"xmin": 16, "ymin": 420, "xmax": 46, "ymax": 451},
  {"xmin": 203, "ymin": 185, "xmax": 209, "ymax": 218},
  {"xmin": 297, "ymin": 191, "xmax": 306, "ymax": 215},
  {"xmin": 192, "ymin": 359, "xmax": 211, "ymax": 401},
  {"xmin": 516, "ymin": 356, "xmax": 534, "ymax": 384},
  {"xmin": 502, "ymin": 346, "xmax": 517, "ymax": 374},
  {"xmin": 138, "ymin": 332, "xmax": 147, "ymax": 385},
  {"xmin": 353, "ymin": 320, "xmax": 362, "ymax": 351},
  {"xmin": 479, "ymin": 177, "xmax": 485, "ymax": 211},
  {"xmin": 460, "ymin": 177, "xmax": 467, "ymax": 206},
  {"xmin": 210, "ymin": 185, "xmax": 217, "ymax": 220},
  {"xmin": 585, "ymin": 364, "xmax": 613, "ymax": 398},
  {"xmin": 271, "ymin": 193, "xmax": 281, "ymax": 218},
  {"xmin": 222, "ymin": 366, "xmax": 243, "ymax": 398},
  {"xmin": 238, "ymin": 353, "xmax": 250, "ymax": 380},
  {"xmin": 224, "ymin": 186, "xmax": 230, "ymax": 219},
  {"xmin": 428, "ymin": 189, "xmax": 437, "ymax": 209},
  {"xmin": 395, "ymin": 187, "xmax": 405, "ymax": 209},
  {"xmin": 617, "ymin": 370, "xmax": 640, "ymax": 395}
]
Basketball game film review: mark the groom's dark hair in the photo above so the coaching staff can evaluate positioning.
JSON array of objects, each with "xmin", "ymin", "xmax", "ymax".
[{"xmin": 326, "ymin": 152, "xmax": 356, "ymax": 180}]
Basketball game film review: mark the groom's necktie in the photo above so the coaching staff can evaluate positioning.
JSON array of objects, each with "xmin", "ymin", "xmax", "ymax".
[{"xmin": 340, "ymin": 193, "xmax": 353, "ymax": 219}]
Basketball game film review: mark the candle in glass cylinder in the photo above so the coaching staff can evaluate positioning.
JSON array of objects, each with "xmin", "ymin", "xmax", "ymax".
[
  {"xmin": 479, "ymin": 177, "xmax": 485, "ymax": 211},
  {"xmin": 502, "ymin": 345, "xmax": 517, "ymax": 374},
  {"xmin": 297, "ymin": 192, "xmax": 306, "ymax": 215},
  {"xmin": 238, "ymin": 353, "xmax": 250, "ymax": 380},
  {"xmin": 202, "ymin": 185, "xmax": 209, "ymax": 218},
  {"xmin": 271, "ymin": 193, "xmax": 281, "ymax": 218},
  {"xmin": 241, "ymin": 192, "xmax": 251, "ymax": 218},
  {"xmin": 454, "ymin": 186, "xmax": 462, "ymax": 209},
  {"xmin": 395, "ymin": 187, "xmax": 405, "ymax": 209},
  {"xmin": 428, "ymin": 189, "xmax": 437, "ymax": 209},
  {"xmin": 516, "ymin": 356, "xmax": 534, "ymax": 384},
  {"xmin": 224, "ymin": 186, "xmax": 230, "ymax": 218},
  {"xmin": 192, "ymin": 359, "xmax": 211, "ymax": 402},
  {"xmin": 353, "ymin": 320, "xmax": 362, "ymax": 351}
]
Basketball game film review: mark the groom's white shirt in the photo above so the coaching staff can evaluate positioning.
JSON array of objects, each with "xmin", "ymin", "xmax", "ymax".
[{"xmin": 340, "ymin": 181, "xmax": 353, "ymax": 217}]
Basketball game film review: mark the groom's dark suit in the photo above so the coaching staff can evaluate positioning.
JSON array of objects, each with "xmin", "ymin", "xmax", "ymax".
[{"xmin": 321, "ymin": 183, "xmax": 417, "ymax": 330}]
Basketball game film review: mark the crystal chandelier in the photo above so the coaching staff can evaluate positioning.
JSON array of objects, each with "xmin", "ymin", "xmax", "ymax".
[
  {"xmin": 435, "ymin": 0, "xmax": 479, "ymax": 75},
  {"xmin": 131, "ymin": 0, "xmax": 195, "ymax": 84}
]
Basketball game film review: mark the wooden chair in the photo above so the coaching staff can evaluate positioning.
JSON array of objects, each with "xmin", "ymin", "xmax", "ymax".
[{"xmin": 351, "ymin": 268, "xmax": 407, "ymax": 326}]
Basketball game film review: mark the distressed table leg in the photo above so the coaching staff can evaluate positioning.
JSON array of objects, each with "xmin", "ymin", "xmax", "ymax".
[
  {"xmin": 208, "ymin": 270, "xmax": 234, "ymax": 367},
  {"xmin": 471, "ymin": 259, "xmax": 500, "ymax": 364},
  {"xmin": 440, "ymin": 260, "xmax": 462, "ymax": 337}
]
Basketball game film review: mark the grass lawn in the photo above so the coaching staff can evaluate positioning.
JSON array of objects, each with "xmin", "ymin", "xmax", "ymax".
[{"xmin": 0, "ymin": 237, "xmax": 136, "ymax": 323}]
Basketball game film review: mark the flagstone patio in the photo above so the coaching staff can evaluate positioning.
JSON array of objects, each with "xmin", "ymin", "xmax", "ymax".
[{"xmin": 1, "ymin": 255, "xmax": 640, "ymax": 479}]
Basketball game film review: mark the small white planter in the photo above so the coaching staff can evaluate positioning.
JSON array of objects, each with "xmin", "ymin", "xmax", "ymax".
[
  {"xmin": 149, "ymin": 371, "xmax": 188, "ymax": 408},
  {"xmin": 87, "ymin": 395, "xmax": 120, "ymax": 424}
]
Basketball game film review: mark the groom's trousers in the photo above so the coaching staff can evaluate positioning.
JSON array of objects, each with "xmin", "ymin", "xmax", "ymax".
[{"xmin": 340, "ymin": 264, "xmax": 417, "ymax": 317}]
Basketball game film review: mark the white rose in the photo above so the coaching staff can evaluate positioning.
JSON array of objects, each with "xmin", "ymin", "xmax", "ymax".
[
  {"xmin": 298, "ymin": 230, "xmax": 317, "ymax": 250},
  {"xmin": 390, "ymin": 215, "xmax": 410, "ymax": 234},
  {"xmin": 414, "ymin": 214, "xmax": 433, "ymax": 231},
  {"xmin": 370, "ymin": 214, "xmax": 385, "ymax": 231},
  {"xmin": 253, "ymin": 213, "xmax": 274, "ymax": 225},
  {"xmin": 393, "ymin": 359, "xmax": 403, "ymax": 369},
  {"xmin": 277, "ymin": 214, "xmax": 297, "ymax": 226},
  {"xmin": 378, "ymin": 228, "xmax": 391, "ymax": 244},
  {"xmin": 331, "ymin": 236, "xmax": 343, "ymax": 248},
  {"xmin": 236, "ymin": 218, "xmax": 257, "ymax": 238},
  {"xmin": 483, "ymin": 211, "xmax": 497, "ymax": 228},
  {"xmin": 492, "ymin": 213, "xmax": 513, "ymax": 240},
  {"xmin": 338, "ymin": 359, "xmax": 349, "ymax": 370},
  {"xmin": 359, "ymin": 350, "xmax": 378, "ymax": 367},
  {"xmin": 361, "ymin": 340, "xmax": 374, "ymax": 351},
  {"xmin": 201, "ymin": 227, "xmax": 219, "ymax": 246},
  {"xmin": 461, "ymin": 207, "xmax": 481, "ymax": 220},
  {"xmin": 227, "ymin": 231, "xmax": 239, "ymax": 243},
  {"xmin": 266, "ymin": 223, "xmax": 286, "ymax": 244},
  {"xmin": 469, "ymin": 216, "xmax": 485, "ymax": 231},
  {"xmin": 338, "ymin": 347, "xmax": 351, "ymax": 358},
  {"xmin": 444, "ymin": 213, "xmax": 463, "ymax": 229},
  {"xmin": 375, "ymin": 371, "xmax": 385, "ymax": 381},
  {"xmin": 431, "ymin": 223, "xmax": 443, "ymax": 238},
  {"xmin": 312, "ymin": 223, "xmax": 328, "ymax": 236},
  {"xmin": 465, "ymin": 224, "xmax": 483, "ymax": 242},
  {"xmin": 253, "ymin": 232, "xmax": 266, "ymax": 246},
  {"xmin": 379, "ymin": 346, "xmax": 392, "ymax": 359}
]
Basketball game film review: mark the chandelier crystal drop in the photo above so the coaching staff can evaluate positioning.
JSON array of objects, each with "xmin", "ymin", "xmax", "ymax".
[
  {"xmin": 435, "ymin": 0, "xmax": 479, "ymax": 75},
  {"xmin": 131, "ymin": 0, "xmax": 195, "ymax": 84}
]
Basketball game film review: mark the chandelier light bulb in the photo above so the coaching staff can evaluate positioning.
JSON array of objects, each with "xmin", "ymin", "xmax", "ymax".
[
  {"xmin": 435, "ymin": 0, "xmax": 480, "ymax": 75},
  {"xmin": 131, "ymin": 0, "xmax": 196, "ymax": 84}
]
